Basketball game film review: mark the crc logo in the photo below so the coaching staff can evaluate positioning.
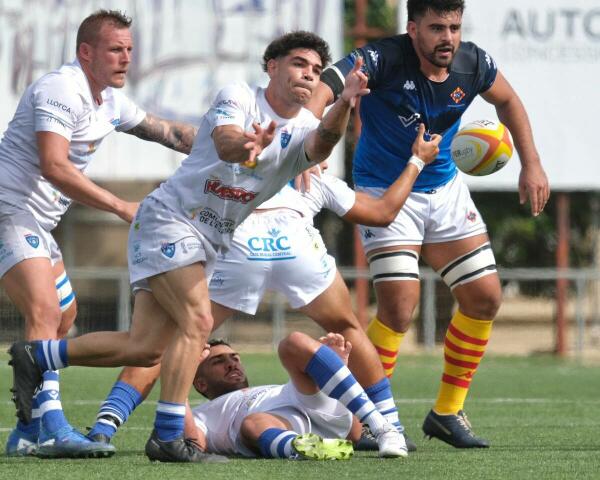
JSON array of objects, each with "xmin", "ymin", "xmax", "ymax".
[
  {"xmin": 204, "ymin": 179, "xmax": 257, "ymax": 204},
  {"xmin": 247, "ymin": 236, "xmax": 291, "ymax": 252}
]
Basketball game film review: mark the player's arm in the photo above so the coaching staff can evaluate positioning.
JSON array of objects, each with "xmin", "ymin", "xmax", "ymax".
[
  {"xmin": 124, "ymin": 113, "xmax": 198, "ymax": 154},
  {"xmin": 306, "ymin": 81, "xmax": 335, "ymax": 119},
  {"xmin": 481, "ymin": 71, "xmax": 549, "ymax": 216},
  {"xmin": 343, "ymin": 124, "xmax": 441, "ymax": 226},
  {"xmin": 303, "ymin": 57, "xmax": 370, "ymax": 163},
  {"xmin": 37, "ymin": 132, "xmax": 138, "ymax": 223},
  {"xmin": 184, "ymin": 401, "xmax": 208, "ymax": 452},
  {"xmin": 212, "ymin": 121, "xmax": 277, "ymax": 164}
]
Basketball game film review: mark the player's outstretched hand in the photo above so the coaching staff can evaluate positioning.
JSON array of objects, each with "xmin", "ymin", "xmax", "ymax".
[
  {"xmin": 243, "ymin": 120, "xmax": 277, "ymax": 166},
  {"xmin": 340, "ymin": 56, "xmax": 370, "ymax": 107},
  {"xmin": 519, "ymin": 162, "xmax": 550, "ymax": 217},
  {"xmin": 318, "ymin": 332, "xmax": 352, "ymax": 366},
  {"xmin": 411, "ymin": 123, "xmax": 442, "ymax": 165}
]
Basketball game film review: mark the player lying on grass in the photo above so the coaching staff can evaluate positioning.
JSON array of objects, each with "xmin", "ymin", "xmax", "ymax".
[
  {"xmin": 85, "ymin": 126, "xmax": 441, "ymax": 457},
  {"xmin": 188, "ymin": 333, "xmax": 364, "ymax": 460}
]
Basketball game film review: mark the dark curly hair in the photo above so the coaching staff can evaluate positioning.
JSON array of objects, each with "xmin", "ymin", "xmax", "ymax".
[
  {"xmin": 407, "ymin": 0, "xmax": 465, "ymax": 21},
  {"xmin": 77, "ymin": 9, "xmax": 132, "ymax": 50},
  {"xmin": 262, "ymin": 31, "xmax": 331, "ymax": 72}
]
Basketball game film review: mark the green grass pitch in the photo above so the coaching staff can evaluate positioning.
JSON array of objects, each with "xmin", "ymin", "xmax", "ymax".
[{"xmin": 1, "ymin": 353, "xmax": 599, "ymax": 479}]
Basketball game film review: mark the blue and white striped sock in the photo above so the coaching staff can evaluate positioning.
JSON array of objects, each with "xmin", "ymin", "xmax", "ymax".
[
  {"xmin": 257, "ymin": 428, "xmax": 298, "ymax": 458},
  {"xmin": 34, "ymin": 340, "xmax": 68, "ymax": 372},
  {"xmin": 305, "ymin": 345, "xmax": 386, "ymax": 435},
  {"xmin": 16, "ymin": 393, "xmax": 40, "ymax": 439},
  {"xmin": 365, "ymin": 377, "xmax": 404, "ymax": 434},
  {"xmin": 154, "ymin": 401, "xmax": 185, "ymax": 441},
  {"xmin": 88, "ymin": 381, "xmax": 143, "ymax": 440},
  {"xmin": 38, "ymin": 371, "xmax": 69, "ymax": 435}
]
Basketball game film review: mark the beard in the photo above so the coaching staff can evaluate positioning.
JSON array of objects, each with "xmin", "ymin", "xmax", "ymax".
[
  {"xmin": 420, "ymin": 41, "xmax": 456, "ymax": 68},
  {"xmin": 207, "ymin": 377, "xmax": 249, "ymax": 399}
]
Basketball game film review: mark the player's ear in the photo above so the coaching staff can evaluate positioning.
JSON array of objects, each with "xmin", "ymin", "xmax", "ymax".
[
  {"xmin": 407, "ymin": 21, "xmax": 417, "ymax": 40},
  {"xmin": 266, "ymin": 58, "xmax": 278, "ymax": 78},
  {"xmin": 193, "ymin": 376, "xmax": 207, "ymax": 395}
]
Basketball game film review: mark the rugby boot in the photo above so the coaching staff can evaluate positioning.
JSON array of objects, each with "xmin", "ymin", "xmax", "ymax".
[
  {"xmin": 145, "ymin": 430, "xmax": 228, "ymax": 463},
  {"xmin": 355, "ymin": 424, "xmax": 417, "ymax": 452},
  {"xmin": 422, "ymin": 409, "xmax": 490, "ymax": 448},
  {"xmin": 5, "ymin": 427, "xmax": 37, "ymax": 457},
  {"xmin": 375, "ymin": 423, "xmax": 408, "ymax": 458},
  {"xmin": 37, "ymin": 425, "xmax": 116, "ymax": 458},
  {"xmin": 87, "ymin": 432, "xmax": 112, "ymax": 445},
  {"xmin": 8, "ymin": 341, "xmax": 43, "ymax": 424},
  {"xmin": 291, "ymin": 433, "xmax": 353, "ymax": 460}
]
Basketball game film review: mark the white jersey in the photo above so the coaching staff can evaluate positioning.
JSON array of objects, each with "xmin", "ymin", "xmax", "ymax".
[
  {"xmin": 149, "ymin": 82, "xmax": 319, "ymax": 248},
  {"xmin": 192, "ymin": 383, "xmax": 352, "ymax": 457},
  {"xmin": 0, "ymin": 60, "xmax": 145, "ymax": 230},
  {"xmin": 256, "ymin": 172, "xmax": 356, "ymax": 223}
]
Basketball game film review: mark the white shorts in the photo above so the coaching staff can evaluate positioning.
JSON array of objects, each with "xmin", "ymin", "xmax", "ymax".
[
  {"xmin": 128, "ymin": 197, "xmax": 218, "ymax": 290},
  {"xmin": 357, "ymin": 173, "xmax": 487, "ymax": 253},
  {"xmin": 0, "ymin": 203, "xmax": 62, "ymax": 278},
  {"xmin": 236, "ymin": 382, "xmax": 353, "ymax": 457},
  {"xmin": 208, "ymin": 210, "xmax": 336, "ymax": 314}
]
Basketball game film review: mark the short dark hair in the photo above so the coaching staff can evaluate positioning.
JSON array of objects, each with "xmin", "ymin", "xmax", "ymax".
[
  {"xmin": 262, "ymin": 31, "xmax": 331, "ymax": 72},
  {"xmin": 76, "ymin": 9, "xmax": 132, "ymax": 50},
  {"xmin": 407, "ymin": 0, "xmax": 465, "ymax": 21}
]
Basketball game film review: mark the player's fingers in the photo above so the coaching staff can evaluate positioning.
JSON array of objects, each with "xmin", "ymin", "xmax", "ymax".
[
  {"xmin": 352, "ymin": 55, "xmax": 364, "ymax": 73},
  {"xmin": 243, "ymin": 140, "xmax": 256, "ymax": 150},
  {"xmin": 417, "ymin": 122, "xmax": 425, "ymax": 139},
  {"xmin": 251, "ymin": 122, "xmax": 262, "ymax": 134},
  {"xmin": 302, "ymin": 170, "xmax": 311, "ymax": 192},
  {"xmin": 430, "ymin": 133, "xmax": 442, "ymax": 145},
  {"xmin": 318, "ymin": 336, "xmax": 328, "ymax": 344},
  {"xmin": 529, "ymin": 186, "xmax": 541, "ymax": 216},
  {"xmin": 266, "ymin": 120, "xmax": 277, "ymax": 135},
  {"xmin": 345, "ymin": 341, "xmax": 352, "ymax": 353},
  {"xmin": 293, "ymin": 174, "xmax": 302, "ymax": 191},
  {"xmin": 518, "ymin": 183, "xmax": 527, "ymax": 205}
]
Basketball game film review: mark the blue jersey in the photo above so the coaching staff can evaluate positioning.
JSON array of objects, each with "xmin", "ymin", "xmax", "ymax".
[{"xmin": 321, "ymin": 34, "xmax": 497, "ymax": 191}]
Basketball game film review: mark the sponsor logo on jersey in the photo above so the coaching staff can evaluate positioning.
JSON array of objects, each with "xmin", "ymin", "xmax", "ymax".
[
  {"xmin": 25, "ymin": 234, "xmax": 39, "ymax": 248},
  {"xmin": 209, "ymin": 274, "xmax": 225, "ymax": 287},
  {"xmin": 363, "ymin": 229, "xmax": 376, "ymax": 239},
  {"xmin": 46, "ymin": 98, "xmax": 72, "ymax": 113},
  {"xmin": 193, "ymin": 207, "xmax": 235, "ymax": 234},
  {"xmin": 247, "ymin": 226, "xmax": 294, "ymax": 260},
  {"xmin": 466, "ymin": 210, "xmax": 478, "ymax": 222},
  {"xmin": 398, "ymin": 112, "xmax": 421, "ymax": 128},
  {"xmin": 214, "ymin": 108, "xmax": 234, "ymax": 119},
  {"xmin": 110, "ymin": 118, "xmax": 121, "ymax": 126},
  {"xmin": 87, "ymin": 142, "xmax": 97, "ymax": 153},
  {"xmin": 204, "ymin": 179, "xmax": 257, "ymax": 204},
  {"xmin": 403, "ymin": 80, "xmax": 416, "ymax": 91},
  {"xmin": 280, "ymin": 129, "xmax": 292, "ymax": 148},
  {"xmin": 161, "ymin": 242, "xmax": 176, "ymax": 258},
  {"xmin": 367, "ymin": 48, "xmax": 379, "ymax": 67},
  {"xmin": 450, "ymin": 87, "xmax": 466, "ymax": 104}
]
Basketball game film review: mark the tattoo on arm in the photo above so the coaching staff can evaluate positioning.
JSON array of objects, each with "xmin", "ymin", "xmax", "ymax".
[
  {"xmin": 125, "ymin": 114, "xmax": 198, "ymax": 154},
  {"xmin": 316, "ymin": 123, "xmax": 342, "ymax": 146}
]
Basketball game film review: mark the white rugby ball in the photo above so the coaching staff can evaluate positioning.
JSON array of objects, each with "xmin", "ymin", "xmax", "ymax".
[{"xmin": 451, "ymin": 120, "xmax": 513, "ymax": 176}]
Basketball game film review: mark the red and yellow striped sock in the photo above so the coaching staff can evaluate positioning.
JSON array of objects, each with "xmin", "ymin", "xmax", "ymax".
[
  {"xmin": 366, "ymin": 317, "xmax": 405, "ymax": 378},
  {"xmin": 434, "ymin": 310, "xmax": 493, "ymax": 415}
]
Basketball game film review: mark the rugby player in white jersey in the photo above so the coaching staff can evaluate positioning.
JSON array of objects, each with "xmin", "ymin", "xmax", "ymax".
[
  {"xmin": 85, "ymin": 126, "xmax": 441, "ymax": 456},
  {"xmin": 188, "ymin": 333, "xmax": 370, "ymax": 460},
  {"xmin": 9, "ymin": 31, "xmax": 376, "ymax": 463},
  {"xmin": 1, "ymin": 10, "xmax": 198, "ymax": 458}
]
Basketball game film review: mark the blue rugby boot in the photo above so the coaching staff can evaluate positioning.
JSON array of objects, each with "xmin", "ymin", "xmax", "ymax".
[
  {"xmin": 37, "ymin": 425, "xmax": 116, "ymax": 458},
  {"xmin": 5, "ymin": 427, "xmax": 37, "ymax": 457},
  {"xmin": 422, "ymin": 409, "xmax": 490, "ymax": 448}
]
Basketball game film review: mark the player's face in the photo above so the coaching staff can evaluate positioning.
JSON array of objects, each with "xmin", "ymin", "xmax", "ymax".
[
  {"xmin": 269, "ymin": 48, "xmax": 323, "ymax": 106},
  {"xmin": 193, "ymin": 344, "xmax": 249, "ymax": 400},
  {"xmin": 408, "ymin": 9, "xmax": 462, "ymax": 69},
  {"xmin": 85, "ymin": 23, "xmax": 133, "ymax": 89}
]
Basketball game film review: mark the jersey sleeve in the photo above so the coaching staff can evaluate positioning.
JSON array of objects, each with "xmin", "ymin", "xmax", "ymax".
[
  {"xmin": 317, "ymin": 173, "xmax": 356, "ymax": 216},
  {"xmin": 32, "ymin": 75, "xmax": 83, "ymax": 141},
  {"xmin": 206, "ymin": 83, "xmax": 251, "ymax": 132},
  {"xmin": 114, "ymin": 91, "xmax": 146, "ymax": 132},
  {"xmin": 476, "ymin": 47, "xmax": 498, "ymax": 93},
  {"xmin": 321, "ymin": 42, "xmax": 384, "ymax": 101}
]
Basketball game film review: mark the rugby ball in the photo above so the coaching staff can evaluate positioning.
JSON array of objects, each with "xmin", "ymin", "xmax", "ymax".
[{"xmin": 451, "ymin": 120, "xmax": 513, "ymax": 176}]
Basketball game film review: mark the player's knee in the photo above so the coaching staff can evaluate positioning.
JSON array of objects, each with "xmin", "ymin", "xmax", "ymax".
[
  {"xmin": 26, "ymin": 300, "xmax": 62, "ymax": 333},
  {"xmin": 376, "ymin": 302, "xmax": 415, "ymax": 333},
  {"xmin": 181, "ymin": 309, "xmax": 213, "ymax": 342},
  {"xmin": 278, "ymin": 331, "xmax": 314, "ymax": 363},
  {"xmin": 240, "ymin": 414, "xmax": 264, "ymax": 442}
]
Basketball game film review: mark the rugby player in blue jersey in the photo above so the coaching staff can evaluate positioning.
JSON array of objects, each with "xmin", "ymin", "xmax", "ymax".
[{"xmin": 307, "ymin": 0, "xmax": 550, "ymax": 448}]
